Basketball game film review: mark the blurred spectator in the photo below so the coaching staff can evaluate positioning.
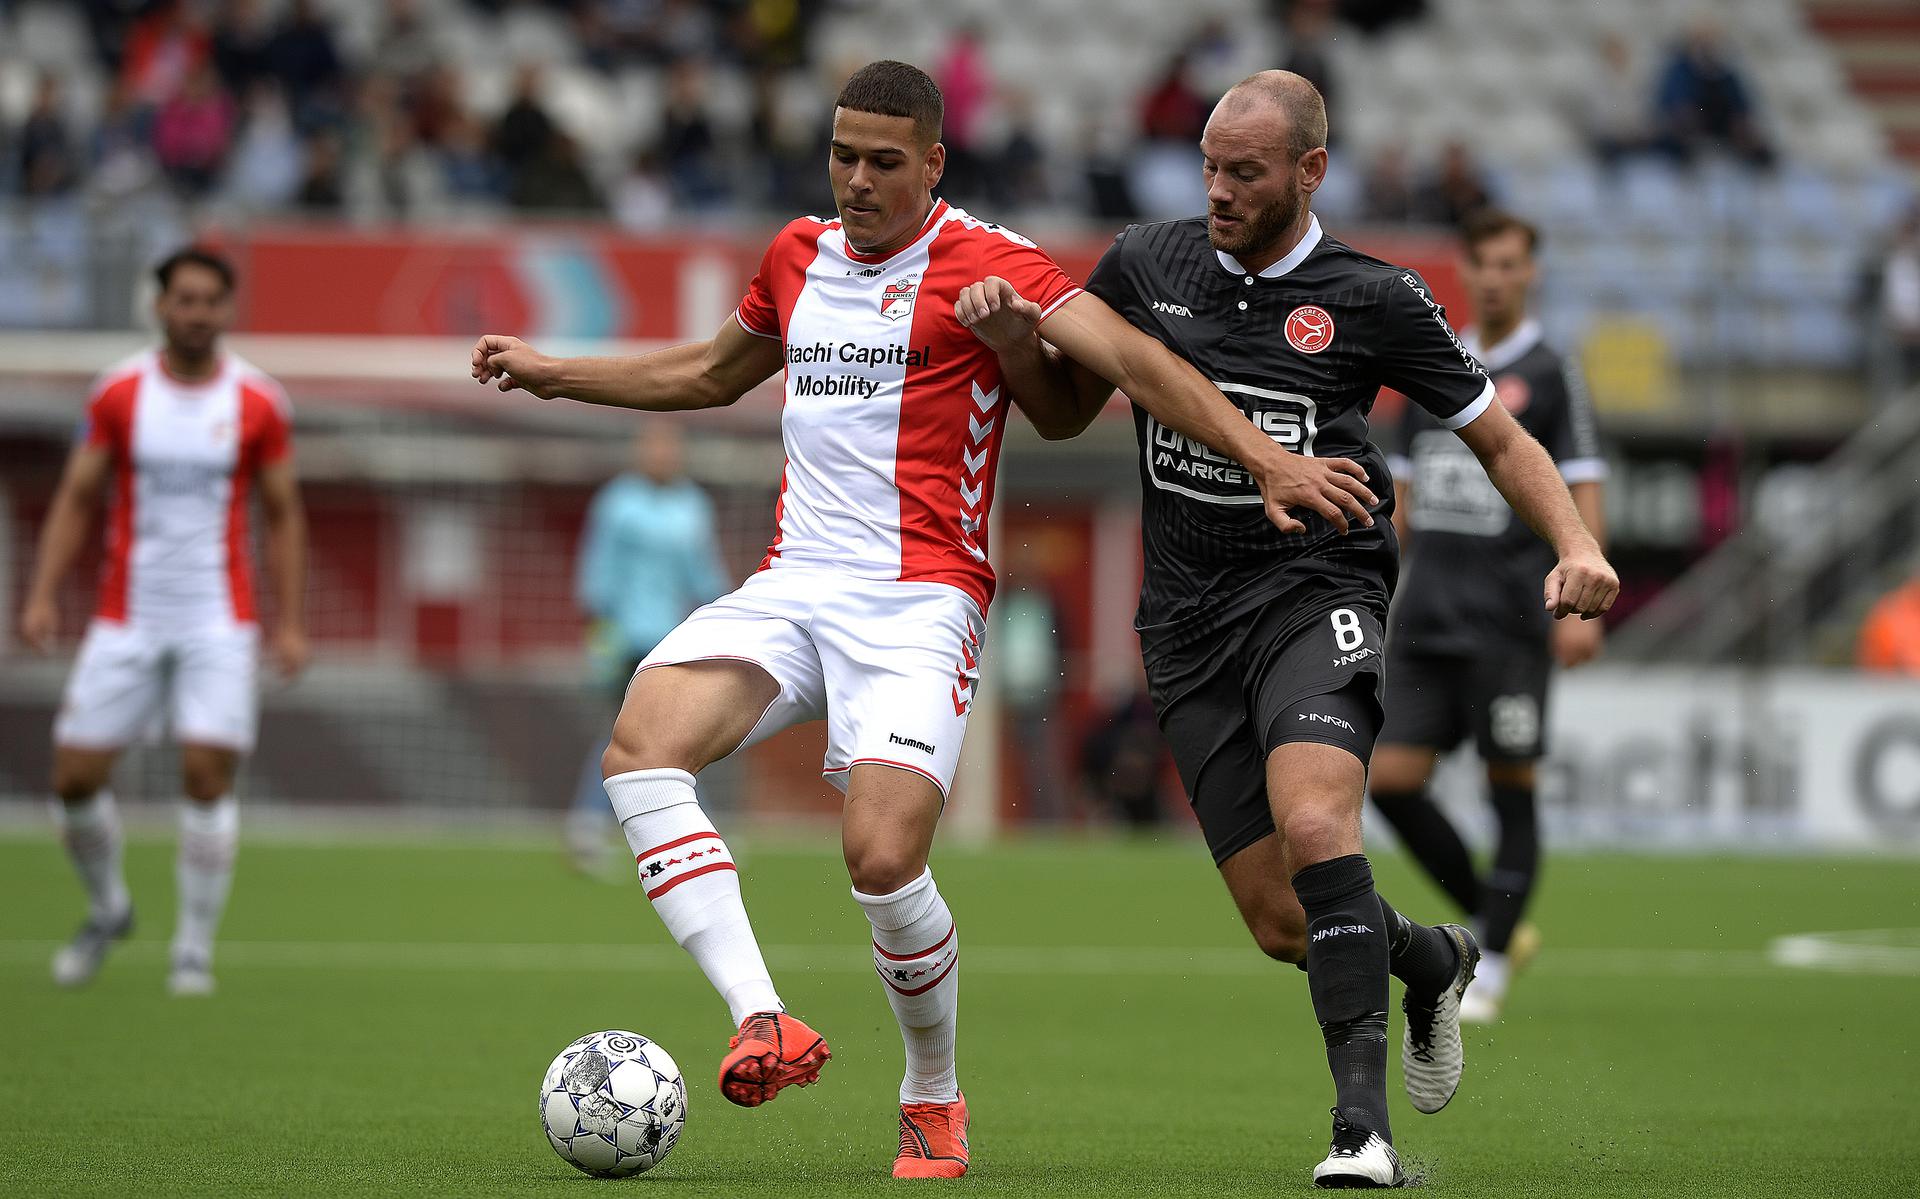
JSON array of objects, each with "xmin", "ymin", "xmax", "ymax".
[
  {"xmin": 1332, "ymin": 0, "xmax": 1427, "ymax": 36},
  {"xmin": 211, "ymin": 0, "xmax": 273, "ymax": 98},
  {"xmin": 1277, "ymin": 0, "xmax": 1339, "ymax": 121},
  {"xmin": 1652, "ymin": 19, "xmax": 1774, "ymax": 169},
  {"xmin": 439, "ymin": 115, "xmax": 503, "ymax": 204},
  {"xmin": 374, "ymin": 0, "xmax": 441, "ymax": 85},
  {"xmin": 566, "ymin": 424, "xmax": 728, "ymax": 870},
  {"xmin": 492, "ymin": 64, "xmax": 558, "ymax": 194},
  {"xmin": 1079, "ymin": 689, "xmax": 1171, "ymax": 828},
  {"xmin": 996, "ymin": 561, "xmax": 1065, "ymax": 821},
  {"xmin": 1414, "ymin": 140, "xmax": 1494, "ymax": 227},
  {"xmin": 1585, "ymin": 34, "xmax": 1651, "ymax": 167},
  {"xmin": 91, "ymin": 78, "xmax": 160, "ymax": 197},
  {"xmin": 934, "ymin": 25, "xmax": 993, "ymax": 203},
  {"xmin": 1132, "ymin": 50, "xmax": 1211, "ymax": 219},
  {"xmin": 1857, "ymin": 573, "xmax": 1920, "ymax": 673},
  {"xmin": 613, "ymin": 148, "xmax": 673, "ymax": 231},
  {"xmin": 406, "ymin": 64, "xmax": 466, "ymax": 148},
  {"xmin": 222, "ymin": 82, "xmax": 303, "ymax": 209},
  {"xmin": 121, "ymin": 0, "xmax": 212, "ymax": 106},
  {"xmin": 989, "ymin": 91, "xmax": 1048, "ymax": 212},
  {"xmin": 658, "ymin": 60, "xmax": 727, "ymax": 211},
  {"xmin": 1360, "ymin": 141, "xmax": 1420, "ymax": 223},
  {"xmin": 16, "ymin": 76, "xmax": 79, "ymax": 198},
  {"xmin": 153, "ymin": 64, "xmax": 235, "ymax": 197},
  {"xmin": 265, "ymin": 0, "xmax": 346, "ymax": 130},
  {"xmin": 1082, "ymin": 119, "xmax": 1139, "ymax": 221},
  {"xmin": 1139, "ymin": 51, "xmax": 1209, "ymax": 144},
  {"xmin": 515, "ymin": 134, "xmax": 605, "ymax": 214},
  {"xmin": 1879, "ymin": 204, "xmax": 1920, "ymax": 387},
  {"xmin": 294, "ymin": 130, "xmax": 346, "ymax": 211}
]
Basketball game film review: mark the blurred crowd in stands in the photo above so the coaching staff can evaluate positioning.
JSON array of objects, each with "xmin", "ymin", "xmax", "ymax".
[{"xmin": 0, "ymin": 0, "xmax": 1807, "ymax": 229}]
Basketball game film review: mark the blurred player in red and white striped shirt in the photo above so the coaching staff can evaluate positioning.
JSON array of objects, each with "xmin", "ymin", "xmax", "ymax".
[{"xmin": 17, "ymin": 248, "xmax": 308, "ymax": 998}]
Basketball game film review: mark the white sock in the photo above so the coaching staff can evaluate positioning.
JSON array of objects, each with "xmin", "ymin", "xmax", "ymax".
[
  {"xmin": 607, "ymin": 768, "xmax": 781, "ymax": 1027},
  {"xmin": 56, "ymin": 792, "xmax": 131, "ymax": 923},
  {"xmin": 173, "ymin": 796, "xmax": 239, "ymax": 966},
  {"xmin": 1475, "ymin": 949, "xmax": 1510, "ymax": 999},
  {"xmin": 855, "ymin": 868, "xmax": 960, "ymax": 1104}
]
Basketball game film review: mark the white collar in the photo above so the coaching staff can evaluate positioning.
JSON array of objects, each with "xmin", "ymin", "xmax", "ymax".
[
  {"xmin": 1462, "ymin": 318, "xmax": 1542, "ymax": 373},
  {"xmin": 1215, "ymin": 213, "xmax": 1323, "ymax": 279}
]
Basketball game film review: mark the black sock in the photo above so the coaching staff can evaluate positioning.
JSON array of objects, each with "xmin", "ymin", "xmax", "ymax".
[
  {"xmin": 1480, "ymin": 783, "xmax": 1540, "ymax": 954},
  {"xmin": 1371, "ymin": 786, "xmax": 1483, "ymax": 914},
  {"xmin": 1377, "ymin": 891, "xmax": 1460, "ymax": 997},
  {"xmin": 1292, "ymin": 853, "xmax": 1392, "ymax": 1142}
]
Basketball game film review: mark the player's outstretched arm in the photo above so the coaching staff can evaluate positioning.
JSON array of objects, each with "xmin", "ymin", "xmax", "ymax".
[
  {"xmin": 1454, "ymin": 403, "xmax": 1619, "ymax": 620},
  {"xmin": 1022, "ymin": 289, "xmax": 1378, "ymax": 535},
  {"xmin": 259, "ymin": 459, "xmax": 310, "ymax": 679},
  {"xmin": 957, "ymin": 278, "xmax": 1114, "ymax": 440},
  {"xmin": 469, "ymin": 316, "xmax": 784, "ymax": 411},
  {"xmin": 18, "ymin": 443, "xmax": 110, "ymax": 653}
]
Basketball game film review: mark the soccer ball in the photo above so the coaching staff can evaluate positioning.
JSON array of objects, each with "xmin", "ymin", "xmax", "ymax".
[{"xmin": 539, "ymin": 1030, "xmax": 687, "ymax": 1177}]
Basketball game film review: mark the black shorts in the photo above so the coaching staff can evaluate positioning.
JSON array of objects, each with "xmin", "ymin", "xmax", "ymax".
[
  {"xmin": 1377, "ymin": 644, "xmax": 1551, "ymax": 762},
  {"xmin": 1144, "ymin": 576, "xmax": 1388, "ymax": 866}
]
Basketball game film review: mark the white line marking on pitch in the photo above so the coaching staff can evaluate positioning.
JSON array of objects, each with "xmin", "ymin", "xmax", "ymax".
[
  {"xmin": 0, "ymin": 940, "xmax": 1795, "ymax": 977},
  {"xmin": 1768, "ymin": 929, "xmax": 1920, "ymax": 976}
]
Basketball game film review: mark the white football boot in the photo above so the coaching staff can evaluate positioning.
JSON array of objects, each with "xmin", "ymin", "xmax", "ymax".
[
  {"xmin": 51, "ymin": 905, "xmax": 135, "ymax": 988},
  {"xmin": 1402, "ymin": 923, "xmax": 1479, "ymax": 1114},
  {"xmin": 168, "ymin": 949, "xmax": 216, "ymax": 997},
  {"xmin": 1312, "ymin": 1109, "xmax": 1405, "ymax": 1189}
]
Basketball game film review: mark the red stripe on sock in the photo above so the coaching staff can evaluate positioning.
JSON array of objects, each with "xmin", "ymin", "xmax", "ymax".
[
  {"xmin": 873, "ymin": 923, "xmax": 955, "ymax": 962},
  {"xmin": 644, "ymin": 860, "xmax": 736, "ymax": 900},
  {"xmin": 878, "ymin": 952, "xmax": 958, "ymax": 997},
  {"xmin": 635, "ymin": 831, "xmax": 722, "ymax": 863}
]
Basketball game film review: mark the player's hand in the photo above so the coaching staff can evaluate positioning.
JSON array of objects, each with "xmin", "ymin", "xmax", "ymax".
[
  {"xmin": 269, "ymin": 624, "xmax": 310, "ymax": 680},
  {"xmin": 1551, "ymin": 612, "xmax": 1604, "ymax": 668},
  {"xmin": 955, "ymin": 276, "xmax": 1045, "ymax": 352},
  {"xmin": 470, "ymin": 334, "xmax": 559, "ymax": 399},
  {"xmin": 18, "ymin": 596, "xmax": 57, "ymax": 654},
  {"xmin": 1245, "ymin": 445, "xmax": 1376, "ymax": 535},
  {"xmin": 1544, "ymin": 544, "xmax": 1618, "ymax": 621}
]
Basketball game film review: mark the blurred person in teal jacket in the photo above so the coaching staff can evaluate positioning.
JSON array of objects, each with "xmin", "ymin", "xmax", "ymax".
[{"xmin": 568, "ymin": 423, "xmax": 730, "ymax": 869}]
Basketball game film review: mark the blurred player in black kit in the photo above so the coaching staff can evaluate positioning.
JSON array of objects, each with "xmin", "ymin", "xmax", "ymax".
[
  {"xmin": 1373, "ymin": 209, "xmax": 1609, "ymax": 1026},
  {"xmin": 957, "ymin": 73, "xmax": 1617, "ymax": 1187}
]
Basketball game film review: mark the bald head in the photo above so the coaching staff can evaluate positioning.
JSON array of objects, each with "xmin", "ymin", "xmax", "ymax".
[{"xmin": 1215, "ymin": 70, "xmax": 1328, "ymax": 165}]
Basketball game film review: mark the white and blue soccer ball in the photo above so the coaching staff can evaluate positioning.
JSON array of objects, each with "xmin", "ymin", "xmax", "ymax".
[{"xmin": 539, "ymin": 1030, "xmax": 686, "ymax": 1177}]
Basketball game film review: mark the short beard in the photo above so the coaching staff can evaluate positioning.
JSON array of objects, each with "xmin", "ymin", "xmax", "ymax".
[{"xmin": 1209, "ymin": 184, "xmax": 1304, "ymax": 260}]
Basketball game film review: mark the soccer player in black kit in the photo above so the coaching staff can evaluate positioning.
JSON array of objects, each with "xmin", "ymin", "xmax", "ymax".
[
  {"xmin": 1373, "ymin": 209, "xmax": 1609, "ymax": 1026},
  {"xmin": 958, "ymin": 72, "xmax": 1617, "ymax": 1187}
]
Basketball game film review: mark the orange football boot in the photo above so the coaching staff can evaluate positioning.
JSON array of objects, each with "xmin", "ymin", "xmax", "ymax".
[
  {"xmin": 893, "ymin": 1092, "xmax": 969, "ymax": 1179},
  {"xmin": 718, "ymin": 1011, "xmax": 831, "ymax": 1107}
]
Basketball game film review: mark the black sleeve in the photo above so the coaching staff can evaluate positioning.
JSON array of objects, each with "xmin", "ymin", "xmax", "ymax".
[
  {"xmin": 1084, "ymin": 227, "xmax": 1142, "ymax": 325},
  {"xmin": 1531, "ymin": 353, "xmax": 1608, "ymax": 483},
  {"xmin": 1376, "ymin": 270, "xmax": 1495, "ymax": 429}
]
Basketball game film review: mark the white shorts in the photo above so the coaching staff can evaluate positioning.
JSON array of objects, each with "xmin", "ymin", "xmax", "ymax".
[
  {"xmin": 638, "ymin": 569, "xmax": 985, "ymax": 797},
  {"xmin": 54, "ymin": 619, "xmax": 261, "ymax": 753}
]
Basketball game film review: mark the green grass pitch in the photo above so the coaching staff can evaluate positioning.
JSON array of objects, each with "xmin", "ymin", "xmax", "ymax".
[{"xmin": 1, "ymin": 828, "xmax": 1916, "ymax": 1196}]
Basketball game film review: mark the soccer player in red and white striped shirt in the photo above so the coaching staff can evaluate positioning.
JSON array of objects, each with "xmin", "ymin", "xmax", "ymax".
[
  {"xmin": 472, "ymin": 61, "xmax": 1366, "ymax": 1179},
  {"xmin": 18, "ymin": 248, "xmax": 308, "ymax": 997}
]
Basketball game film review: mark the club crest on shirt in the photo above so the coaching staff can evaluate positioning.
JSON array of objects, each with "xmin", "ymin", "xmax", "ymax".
[
  {"xmin": 1285, "ymin": 305, "xmax": 1335, "ymax": 354},
  {"xmin": 881, "ymin": 274, "xmax": 920, "ymax": 321},
  {"xmin": 1495, "ymin": 372, "xmax": 1532, "ymax": 414},
  {"xmin": 210, "ymin": 419, "xmax": 235, "ymax": 445}
]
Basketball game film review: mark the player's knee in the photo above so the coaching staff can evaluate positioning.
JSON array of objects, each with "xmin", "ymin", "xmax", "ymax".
[
  {"xmin": 1279, "ymin": 802, "xmax": 1355, "ymax": 868},
  {"xmin": 52, "ymin": 768, "xmax": 101, "ymax": 804},
  {"xmin": 844, "ymin": 843, "xmax": 925, "ymax": 896},
  {"xmin": 602, "ymin": 722, "xmax": 686, "ymax": 778},
  {"xmin": 180, "ymin": 759, "xmax": 233, "ymax": 803},
  {"xmin": 1251, "ymin": 914, "xmax": 1307, "ymax": 964}
]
